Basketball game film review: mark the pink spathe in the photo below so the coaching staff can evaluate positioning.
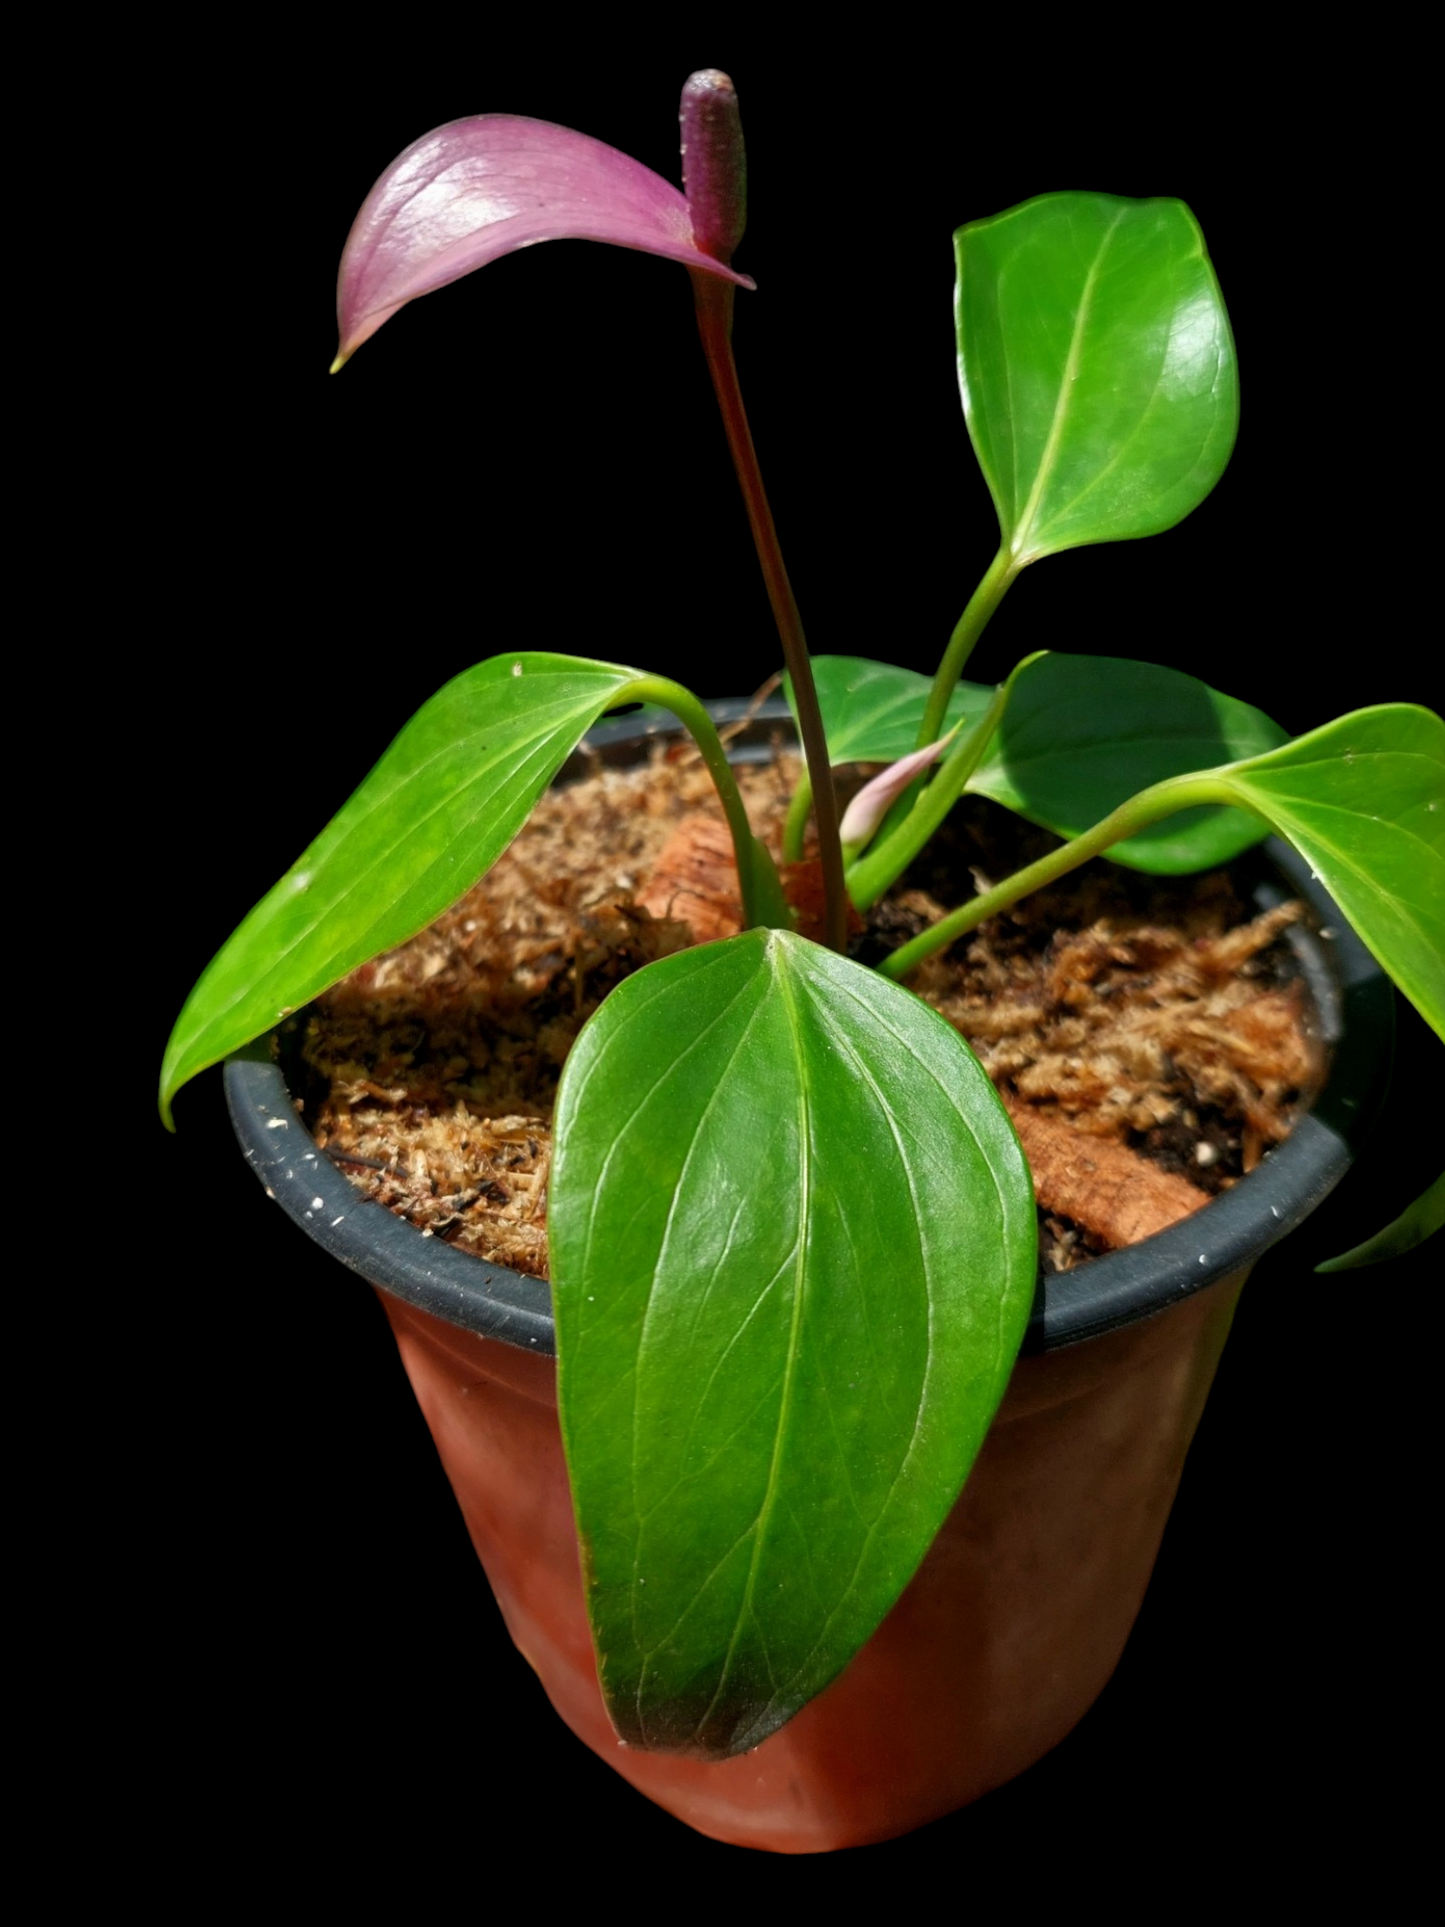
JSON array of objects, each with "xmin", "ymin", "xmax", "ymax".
[{"xmin": 336, "ymin": 114, "xmax": 753, "ymax": 364}]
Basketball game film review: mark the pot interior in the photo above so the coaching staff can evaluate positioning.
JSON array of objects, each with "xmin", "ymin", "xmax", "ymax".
[{"xmin": 226, "ymin": 697, "xmax": 1393, "ymax": 1355}]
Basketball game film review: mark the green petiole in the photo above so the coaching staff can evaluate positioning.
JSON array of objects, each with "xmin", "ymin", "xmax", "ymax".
[
  {"xmin": 879, "ymin": 769, "xmax": 1240, "ymax": 980},
  {"xmin": 782, "ymin": 769, "xmax": 814, "ymax": 866},
  {"xmin": 918, "ymin": 545, "xmax": 1018, "ymax": 750},
  {"xmin": 628, "ymin": 674, "xmax": 792, "ymax": 933}
]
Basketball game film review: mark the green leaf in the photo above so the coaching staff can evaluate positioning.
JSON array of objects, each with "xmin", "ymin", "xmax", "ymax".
[
  {"xmin": 956, "ymin": 192, "xmax": 1238, "ymax": 563},
  {"xmin": 549, "ymin": 928, "xmax": 1036, "ymax": 1758},
  {"xmin": 1316, "ymin": 1172, "xmax": 1445, "ymax": 1272},
  {"xmin": 1214, "ymin": 706, "xmax": 1445, "ymax": 1041},
  {"xmin": 788, "ymin": 657, "xmax": 995, "ymax": 765},
  {"xmin": 795, "ymin": 654, "xmax": 1287, "ymax": 877},
  {"xmin": 160, "ymin": 653, "xmax": 643, "ymax": 1123},
  {"xmin": 970, "ymin": 654, "xmax": 1288, "ymax": 871}
]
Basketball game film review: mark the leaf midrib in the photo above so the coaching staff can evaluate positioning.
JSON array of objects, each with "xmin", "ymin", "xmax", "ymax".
[
  {"xmin": 687, "ymin": 936, "xmax": 814, "ymax": 1742},
  {"xmin": 1009, "ymin": 207, "xmax": 1127, "ymax": 561}
]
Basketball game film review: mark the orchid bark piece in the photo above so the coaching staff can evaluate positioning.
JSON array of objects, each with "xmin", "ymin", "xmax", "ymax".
[{"xmin": 334, "ymin": 112, "xmax": 752, "ymax": 366}]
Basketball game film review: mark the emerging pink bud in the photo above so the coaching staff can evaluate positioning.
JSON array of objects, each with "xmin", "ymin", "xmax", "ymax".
[{"xmin": 839, "ymin": 733, "xmax": 961, "ymax": 849}]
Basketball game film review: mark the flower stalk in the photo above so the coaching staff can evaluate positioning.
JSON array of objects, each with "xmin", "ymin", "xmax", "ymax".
[{"xmin": 681, "ymin": 71, "xmax": 847, "ymax": 953}]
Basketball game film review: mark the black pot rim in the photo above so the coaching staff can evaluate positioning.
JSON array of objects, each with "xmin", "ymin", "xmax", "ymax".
[{"xmin": 225, "ymin": 696, "xmax": 1394, "ymax": 1355}]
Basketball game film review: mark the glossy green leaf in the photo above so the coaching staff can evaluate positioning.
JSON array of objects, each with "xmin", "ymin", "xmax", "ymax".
[
  {"xmin": 957, "ymin": 192, "xmax": 1238, "ymax": 563},
  {"xmin": 971, "ymin": 654, "xmax": 1288, "ymax": 871},
  {"xmin": 794, "ymin": 654, "xmax": 1287, "ymax": 875},
  {"xmin": 788, "ymin": 657, "xmax": 994, "ymax": 765},
  {"xmin": 160, "ymin": 653, "xmax": 643, "ymax": 1123},
  {"xmin": 1214, "ymin": 706, "xmax": 1445, "ymax": 1041},
  {"xmin": 1316, "ymin": 1172, "xmax": 1445, "ymax": 1272},
  {"xmin": 550, "ymin": 928, "xmax": 1036, "ymax": 1757}
]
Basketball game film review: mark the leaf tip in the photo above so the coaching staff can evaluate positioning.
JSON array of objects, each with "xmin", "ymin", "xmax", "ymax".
[{"xmin": 329, "ymin": 349, "xmax": 349, "ymax": 375}]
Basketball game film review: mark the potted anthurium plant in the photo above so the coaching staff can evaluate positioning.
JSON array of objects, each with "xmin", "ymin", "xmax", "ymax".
[{"xmin": 163, "ymin": 69, "xmax": 1443, "ymax": 1848}]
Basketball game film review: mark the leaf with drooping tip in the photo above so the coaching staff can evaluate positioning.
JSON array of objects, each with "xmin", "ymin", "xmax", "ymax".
[
  {"xmin": 160, "ymin": 654, "xmax": 646, "ymax": 1124},
  {"xmin": 335, "ymin": 114, "xmax": 753, "ymax": 365},
  {"xmin": 1211, "ymin": 705, "xmax": 1445, "ymax": 1041}
]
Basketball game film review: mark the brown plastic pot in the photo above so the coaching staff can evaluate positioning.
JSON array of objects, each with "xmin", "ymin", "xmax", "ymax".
[{"xmin": 225, "ymin": 697, "xmax": 1392, "ymax": 1853}]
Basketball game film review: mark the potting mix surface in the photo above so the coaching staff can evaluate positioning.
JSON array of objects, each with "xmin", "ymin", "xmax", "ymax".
[{"xmin": 292, "ymin": 732, "xmax": 1316, "ymax": 1281}]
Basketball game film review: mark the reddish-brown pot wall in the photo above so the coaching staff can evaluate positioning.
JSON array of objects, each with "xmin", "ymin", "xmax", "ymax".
[{"xmin": 380, "ymin": 1267, "xmax": 1245, "ymax": 1853}]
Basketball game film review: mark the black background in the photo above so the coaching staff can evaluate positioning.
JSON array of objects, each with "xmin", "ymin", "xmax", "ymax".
[{"xmin": 135, "ymin": 31, "xmax": 1433, "ymax": 1891}]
